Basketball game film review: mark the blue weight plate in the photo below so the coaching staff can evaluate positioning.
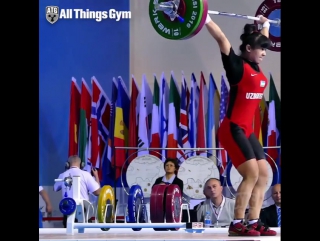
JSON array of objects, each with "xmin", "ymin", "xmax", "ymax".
[
  {"xmin": 59, "ymin": 197, "xmax": 76, "ymax": 215},
  {"xmin": 128, "ymin": 185, "xmax": 146, "ymax": 231}
]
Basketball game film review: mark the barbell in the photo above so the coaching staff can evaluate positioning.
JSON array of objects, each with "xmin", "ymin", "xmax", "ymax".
[{"xmin": 149, "ymin": 0, "xmax": 281, "ymax": 51}]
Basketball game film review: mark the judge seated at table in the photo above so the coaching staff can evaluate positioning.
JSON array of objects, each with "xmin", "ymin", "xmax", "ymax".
[
  {"xmin": 193, "ymin": 178, "xmax": 235, "ymax": 227},
  {"xmin": 152, "ymin": 158, "xmax": 184, "ymax": 192}
]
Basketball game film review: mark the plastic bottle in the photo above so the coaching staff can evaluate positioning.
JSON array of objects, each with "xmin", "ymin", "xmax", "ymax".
[{"xmin": 204, "ymin": 211, "xmax": 211, "ymax": 228}]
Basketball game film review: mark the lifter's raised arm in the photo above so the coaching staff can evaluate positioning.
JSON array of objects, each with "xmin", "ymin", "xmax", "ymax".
[{"xmin": 204, "ymin": 15, "xmax": 231, "ymax": 56}]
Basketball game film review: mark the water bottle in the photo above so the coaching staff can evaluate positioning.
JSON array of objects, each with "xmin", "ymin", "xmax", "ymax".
[{"xmin": 204, "ymin": 211, "xmax": 211, "ymax": 228}]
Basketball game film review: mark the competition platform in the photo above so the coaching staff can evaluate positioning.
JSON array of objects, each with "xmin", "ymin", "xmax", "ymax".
[
  {"xmin": 39, "ymin": 227, "xmax": 281, "ymax": 241},
  {"xmin": 40, "ymin": 154, "xmax": 280, "ymax": 241}
]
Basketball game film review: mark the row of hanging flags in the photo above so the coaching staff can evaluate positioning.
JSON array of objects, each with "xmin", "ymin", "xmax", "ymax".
[{"xmin": 68, "ymin": 71, "xmax": 281, "ymax": 186}]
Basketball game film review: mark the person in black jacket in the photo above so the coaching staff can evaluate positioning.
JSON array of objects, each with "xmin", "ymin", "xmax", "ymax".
[
  {"xmin": 152, "ymin": 158, "xmax": 184, "ymax": 193},
  {"xmin": 259, "ymin": 184, "xmax": 281, "ymax": 227}
]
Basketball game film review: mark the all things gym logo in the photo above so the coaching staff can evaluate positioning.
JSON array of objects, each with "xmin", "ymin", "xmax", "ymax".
[{"xmin": 45, "ymin": 6, "xmax": 131, "ymax": 24}]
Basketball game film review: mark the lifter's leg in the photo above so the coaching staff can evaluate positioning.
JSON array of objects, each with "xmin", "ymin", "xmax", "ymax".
[
  {"xmin": 246, "ymin": 134, "xmax": 277, "ymax": 236},
  {"xmin": 228, "ymin": 160, "xmax": 261, "ymax": 236},
  {"xmin": 234, "ymin": 160, "xmax": 259, "ymax": 220}
]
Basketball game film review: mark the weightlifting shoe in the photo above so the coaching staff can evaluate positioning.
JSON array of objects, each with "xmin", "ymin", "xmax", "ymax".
[
  {"xmin": 247, "ymin": 220, "xmax": 277, "ymax": 236},
  {"xmin": 228, "ymin": 221, "xmax": 260, "ymax": 236}
]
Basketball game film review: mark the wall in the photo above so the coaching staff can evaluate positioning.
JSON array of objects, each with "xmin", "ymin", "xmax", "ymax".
[
  {"xmin": 39, "ymin": 0, "xmax": 130, "ymax": 186},
  {"xmin": 130, "ymin": 0, "xmax": 280, "ymax": 99}
]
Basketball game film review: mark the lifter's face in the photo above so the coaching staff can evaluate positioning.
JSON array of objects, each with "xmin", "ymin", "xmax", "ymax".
[
  {"xmin": 165, "ymin": 161, "xmax": 176, "ymax": 174},
  {"xmin": 246, "ymin": 45, "xmax": 267, "ymax": 64},
  {"xmin": 204, "ymin": 179, "xmax": 222, "ymax": 199}
]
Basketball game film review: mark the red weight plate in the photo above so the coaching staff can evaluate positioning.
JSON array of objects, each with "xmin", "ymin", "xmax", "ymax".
[
  {"xmin": 165, "ymin": 184, "xmax": 182, "ymax": 231},
  {"xmin": 150, "ymin": 184, "xmax": 168, "ymax": 222},
  {"xmin": 254, "ymin": 0, "xmax": 281, "ymax": 52},
  {"xmin": 183, "ymin": 0, "xmax": 208, "ymax": 39}
]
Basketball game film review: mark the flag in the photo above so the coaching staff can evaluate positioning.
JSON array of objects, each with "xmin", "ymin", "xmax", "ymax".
[
  {"xmin": 106, "ymin": 78, "xmax": 118, "ymax": 180},
  {"xmin": 91, "ymin": 77, "xmax": 111, "ymax": 181},
  {"xmin": 206, "ymin": 73, "xmax": 220, "ymax": 164},
  {"xmin": 68, "ymin": 77, "xmax": 81, "ymax": 156},
  {"xmin": 266, "ymin": 74, "xmax": 280, "ymax": 172},
  {"xmin": 137, "ymin": 75, "xmax": 153, "ymax": 156},
  {"xmin": 128, "ymin": 76, "xmax": 140, "ymax": 163},
  {"xmin": 179, "ymin": 72, "xmax": 190, "ymax": 160},
  {"xmin": 253, "ymin": 106, "xmax": 263, "ymax": 145},
  {"xmin": 188, "ymin": 73, "xmax": 199, "ymax": 156},
  {"xmin": 167, "ymin": 72, "xmax": 181, "ymax": 159},
  {"xmin": 270, "ymin": 74, "xmax": 281, "ymax": 137},
  {"xmin": 113, "ymin": 77, "xmax": 130, "ymax": 180},
  {"xmin": 159, "ymin": 73, "xmax": 169, "ymax": 161},
  {"xmin": 217, "ymin": 75, "xmax": 229, "ymax": 175},
  {"xmin": 196, "ymin": 72, "xmax": 208, "ymax": 157},
  {"xmin": 260, "ymin": 97, "xmax": 269, "ymax": 147},
  {"xmin": 150, "ymin": 75, "xmax": 161, "ymax": 158},
  {"xmin": 78, "ymin": 78, "xmax": 92, "ymax": 169}
]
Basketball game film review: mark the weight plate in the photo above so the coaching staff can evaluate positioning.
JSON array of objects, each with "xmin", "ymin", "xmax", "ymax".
[
  {"xmin": 150, "ymin": 184, "xmax": 168, "ymax": 231},
  {"xmin": 255, "ymin": 0, "xmax": 281, "ymax": 52},
  {"xmin": 97, "ymin": 185, "xmax": 115, "ymax": 231},
  {"xmin": 59, "ymin": 197, "xmax": 76, "ymax": 216},
  {"xmin": 177, "ymin": 155, "xmax": 219, "ymax": 199},
  {"xmin": 126, "ymin": 155, "xmax": 165, "ymax": 198},
  {"xmin": 165, "ymin": 184, "xmax": 182, "ymax": 231},
  {"xmin": 128, "ymin": 185, "xmax": 146, "ymax": 231},
  {"xmin": 182, "ymin": 0, "xmax": 208, "ymax": 39},
  {"xmin": 149, "ymin": 0, "xmax": 205, "ymax": 40}
]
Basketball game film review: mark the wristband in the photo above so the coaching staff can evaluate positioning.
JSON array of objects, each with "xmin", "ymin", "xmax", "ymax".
[
  {"xmin": 262, "ymin": 21, "xmax": 270, "ymax": 29},
  {"xmin": 205, "ymin": 14, "xmax": 211, "ymax": 24}
]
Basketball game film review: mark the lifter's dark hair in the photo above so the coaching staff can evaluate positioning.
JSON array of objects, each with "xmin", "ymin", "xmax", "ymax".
[{"xmin": 239, "ymin": 24, "xmax": 271, "ymax": 53}]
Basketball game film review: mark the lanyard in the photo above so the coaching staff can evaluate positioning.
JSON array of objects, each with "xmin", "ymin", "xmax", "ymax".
[{"xmin": 209, "ymin": 196, "xmax": 226, "ymax": 222}]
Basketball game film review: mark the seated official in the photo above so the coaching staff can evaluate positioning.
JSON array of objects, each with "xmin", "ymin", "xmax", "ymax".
[
  {"xmin": 194, "ymin": 178, "xmax": 235, "ymax": 227},
  {"xmin": 152, "ymin": 158, "xmax": 184, "ymax": 192},
  {"xmin": 260, "ymin": 184, "xmax": 281, "ymax": 227},
  {"xmin": 54, "ymin": 155, "xmax": 101, "ymax": 228}
]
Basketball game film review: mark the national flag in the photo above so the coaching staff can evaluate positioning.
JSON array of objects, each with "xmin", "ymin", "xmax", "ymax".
[
  {"xmin": 150, "ymin": 75, "xmax": 161, "ymax": 158},
  {"xmin": 137, "ymin": 75, "xmax": 153, "ymax": 156},
  {"xmin": 270, "ymin": 74, "xmax": 281, "ymax": 137},
  {"xmin": 188, "ymin": 73, "xmax": 200, "ymax": 156},
  {"xmin": 196, "ymin": 72, "xmax": 208, "ymax": 157},
  {"xmin": 179, "ymin": 72, "xmax": 190, "ymax": 160},
  {"xmin": 128, "ymin": 76, "xmax": 140, "ymax": 163},
  {"xmin": 106, "ymin": 78, "xmax": 118, "ymax": 180},
  {"xmin": 260, "ymin": 97, "xmax": 269, "ymax": 147},
  {"xmin": 78, "ymin": 78, "xmax": 92, "ymax": 169},
  {"xmin": 206, "ymin": 73, "xmax": 220, "ymax": 164},
  {"xmin": 253, "ymin": 106, "xmax": 263, "ymax": 145},
  {"xmin": 159, "ymin": 73, "xmax": 169, "ymax": 161},
  {"xmin": 68, "ymin": 77, "xmax": 81, "ymax": 156},
  {"xmin": 91, "ymin": 77, "xmax": 111, "ymax": 181},
  {"xmin": 167, "ymin": 72, "xmax": 181, "ymax": 159},
  {"xmin": 217, "ymin": 75, "xmax": 229, "ymax": 175},
  {"xmin": 113, "ymin": 77, "xmax": 130, "ymax": 179},
  {"xmin": 266, "ymin": 74, "xmax": 280, "ymax": 172}
]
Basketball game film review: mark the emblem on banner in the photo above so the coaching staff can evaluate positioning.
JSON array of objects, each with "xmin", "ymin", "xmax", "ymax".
[{"xmin": 46, "ymin": 6, "xmax": 59, "ymax": 24}]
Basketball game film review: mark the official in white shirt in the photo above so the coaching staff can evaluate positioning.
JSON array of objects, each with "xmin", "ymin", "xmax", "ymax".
[
  {"xmin": 53, "ymin": 155, "xmax": 101, "ymax": 227},
  {"xmin": 194, "ymin": 178, "xmax": 235, "ymax": 227}
]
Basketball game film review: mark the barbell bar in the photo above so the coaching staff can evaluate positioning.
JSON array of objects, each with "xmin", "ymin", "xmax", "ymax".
[
  {"xmin": 207, "ymin": 10, "xmax": 280, "ymax": 26},
  {"xmin": 150, "ymin": 0, "xmax": 281, "ymax": 47}
]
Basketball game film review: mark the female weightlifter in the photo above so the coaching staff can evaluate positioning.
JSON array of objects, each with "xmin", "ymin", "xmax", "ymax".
[{"xmin": 204, "ymin": 14, "xmax": 277, "ymax": 236}]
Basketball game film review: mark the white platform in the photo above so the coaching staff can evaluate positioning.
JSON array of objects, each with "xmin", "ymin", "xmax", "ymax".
[{"xmin": 39, "ymin": 228, "xmax": 281, "ymax": 241}]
